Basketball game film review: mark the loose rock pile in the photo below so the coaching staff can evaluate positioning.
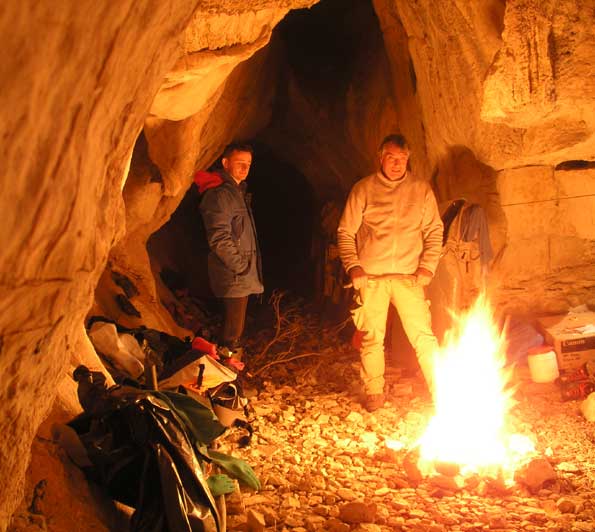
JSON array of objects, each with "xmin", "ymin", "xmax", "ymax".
[{"xmin": 217, "ymin": 347, "xmax": 595, "ymax": 532}]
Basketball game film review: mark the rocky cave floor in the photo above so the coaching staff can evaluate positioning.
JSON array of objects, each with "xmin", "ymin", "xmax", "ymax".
[
  {"xmin": 213, "ymin": 308, "xmax": 595, "ymax": 532},
  {"xmin": 11, "ymin": 298, "xmax": 595, "ymax": 532}
]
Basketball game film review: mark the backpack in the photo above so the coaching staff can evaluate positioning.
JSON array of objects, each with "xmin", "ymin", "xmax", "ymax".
[{"xmin": 440, "ymin": 200, "xmax": 492, "ymax": 310}]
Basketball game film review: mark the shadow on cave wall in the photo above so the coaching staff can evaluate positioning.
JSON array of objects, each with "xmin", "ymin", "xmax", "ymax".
[{"xmin": 249, "ymin": 142, "xmax": 317, "ymax": 297}]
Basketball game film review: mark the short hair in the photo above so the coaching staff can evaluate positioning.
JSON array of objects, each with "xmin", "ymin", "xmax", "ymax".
[
  {"xmin": 222, "ymin": 142, "xmax": 253, "ymax": 159},
  {"xmin": 379, "ymin": 134, "xmax": 409, "ymax": 152}
]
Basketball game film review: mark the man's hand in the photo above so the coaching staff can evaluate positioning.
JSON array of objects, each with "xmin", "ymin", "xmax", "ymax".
[
  {"xmin": 349, "ymin": 266, "xmax": 368, "ymax": 291},
  {"xmin": 414, "ymin": 267, "xmax": 433, "ymax": 287}
]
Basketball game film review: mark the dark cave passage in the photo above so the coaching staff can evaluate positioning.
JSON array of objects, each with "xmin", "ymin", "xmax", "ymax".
[
  {"xmin": 148, "ymin": 0, "xmax": 386, "ymax": 305},
  {"xmin": 275, "ymin": 0, "xmax": 379, "ymax": 99},
  {"xmin": 248, "ymin": 143, "xmax": 317, "ymax": 297},
  {"xmin": 148, "ymin": 144, "xmax": 318, "ymax": 301}
]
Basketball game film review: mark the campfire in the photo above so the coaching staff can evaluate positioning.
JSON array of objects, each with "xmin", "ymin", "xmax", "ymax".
[{"xmin": 390, "ymin": 294, "xmax": 540, "ymax": 489}]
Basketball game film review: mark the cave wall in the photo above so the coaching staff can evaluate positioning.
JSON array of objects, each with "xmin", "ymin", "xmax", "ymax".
[
  {"xmin": 493, "ymin": 164, "xmax": 595, "ymax": 313},
  {"xmin": 2, "ymin": 0, "xmax": 595, "ymax": 528},
  {"xmin": 376, "ymin": 0, "xmax": 595, "ymax": 169},
  {"xmin": 0, "ymin": 1, "xmax": 316, "ymax": 530},
  {"xmin": 96, "ymin": 3, "xmax": 316, "ymax": 340},
  {"xmin": 261, "ymin": 0, "xmax": 401, "ymax": 200},
  {"xmin": 257, "ymin": 0, "xmax": 595, "ymax": 313},
  {"xmin": 373, "ymin": 0, "xmax": 595, "ymax": 313},
  {"xmin": 0, "ymin": 2, "xmax": 203, "ymax": 527}
]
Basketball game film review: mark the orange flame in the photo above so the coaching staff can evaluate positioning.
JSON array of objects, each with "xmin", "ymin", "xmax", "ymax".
[{"xmin": 417, "ymin": 293, "xmax": 535, "ymax": 481}]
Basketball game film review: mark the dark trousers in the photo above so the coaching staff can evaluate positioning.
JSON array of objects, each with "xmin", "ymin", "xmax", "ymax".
[{"xmin": 221, "ymin": 296, "xmax": 249, "ymax": 348}]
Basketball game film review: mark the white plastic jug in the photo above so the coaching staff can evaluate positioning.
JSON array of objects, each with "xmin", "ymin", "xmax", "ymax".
[{"xmin": 527, "ymin": 347, "xmax": 559, "ymax": 383}]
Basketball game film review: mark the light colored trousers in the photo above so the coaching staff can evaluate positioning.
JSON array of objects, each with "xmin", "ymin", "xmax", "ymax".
[{"xmin": 351, "ymin": 277, "xmax": 438, "ymax": 395}]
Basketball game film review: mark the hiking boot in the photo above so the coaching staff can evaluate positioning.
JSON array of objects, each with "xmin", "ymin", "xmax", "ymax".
[
  {"xmin": 364, "ymin": 393, "xmax": 386, "ymax": 412},
  {"xmin": 560, "ymin": 381, "xmax": 595, "ymax": 402}
]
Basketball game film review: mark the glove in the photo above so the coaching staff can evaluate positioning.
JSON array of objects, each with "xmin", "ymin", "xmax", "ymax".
[
  {"xmin": 414, "ymin": 267, "xmax": 433, "ymax": 287},
  {"xmin": 207, "ymin": 474, "xmax": 236, "ymax": 497},
  {"xmin": 349, "ymin": 266, "xmax": 368, "ymax": 291},
  {"xmin": 206, "ymin": 449, "xmax": 261, "ymax": 491}
]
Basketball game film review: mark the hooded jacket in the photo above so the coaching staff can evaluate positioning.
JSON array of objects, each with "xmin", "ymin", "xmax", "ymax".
[
  {"xmin": 337, "ymin": 171, "xmax": 443, "ymax": 277},
  {"xmin": 196, "ymin": 170, "xmax": 263, "ymax": 298}
]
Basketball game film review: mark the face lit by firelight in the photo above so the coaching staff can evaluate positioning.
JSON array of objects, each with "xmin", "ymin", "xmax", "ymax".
[
  {"xmin": 380, "ymin": 143, "xmax": 409, "ymax": 181},
  {"xmin": 223, "ymin": 150, "xmax": 252, "ymax": 184}
]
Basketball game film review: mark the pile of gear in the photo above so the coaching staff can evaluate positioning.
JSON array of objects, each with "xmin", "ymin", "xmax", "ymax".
[{"xmin": 57, "ymin": 316, "xmax": 258, "ymax": 531}]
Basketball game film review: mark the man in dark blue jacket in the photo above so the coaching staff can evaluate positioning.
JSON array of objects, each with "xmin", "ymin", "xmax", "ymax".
[{"xmin": 197, "ymin": 143, "xmax": 263, "ymax": 359}]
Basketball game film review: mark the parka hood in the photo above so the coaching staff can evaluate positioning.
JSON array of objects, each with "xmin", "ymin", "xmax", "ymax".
[{"xmin": 194, "ymin": 170, "xmax": 223, "ymax": 194}]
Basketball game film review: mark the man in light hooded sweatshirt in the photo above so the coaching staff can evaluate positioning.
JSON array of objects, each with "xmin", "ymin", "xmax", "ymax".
[{"xmin": 337, "ymin": 134, "xmax": 443, "ymax": 411}]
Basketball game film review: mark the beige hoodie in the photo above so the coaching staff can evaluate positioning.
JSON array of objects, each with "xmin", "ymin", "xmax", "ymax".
[{"xmin": 337, "ymin": 171, "xmax": 443, "ymax": 276}]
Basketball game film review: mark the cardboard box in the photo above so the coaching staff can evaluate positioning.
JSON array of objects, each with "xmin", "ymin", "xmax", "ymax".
[{"xmin": 537, "ymin": 311, "xmax": 595, "ymax": 371}]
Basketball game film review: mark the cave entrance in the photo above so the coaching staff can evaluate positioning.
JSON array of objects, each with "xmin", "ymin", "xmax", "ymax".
[
  {"xmin": 248, "ymin": 142, "xmax": 317, "ymax": 297},
  {"xmin": 149, "ymin": 0, "xmax": 387, "ymax": 312}
]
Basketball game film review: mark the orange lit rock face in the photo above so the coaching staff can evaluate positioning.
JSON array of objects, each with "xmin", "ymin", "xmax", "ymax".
[
  {"xmin": 376, "ymin": 0, "xmax": 595, "ymax": 168},
  {"xmin": 373, "ymin": 0, "xmax": 595, "ymax": 314},
  {"xmin": 0, "ymin": 1, "xmax": 316, "ymax": 529},
  {"xmin": 151, "ymin": 4, "xmax": 316, "ymax": 120},
  {"xmin": 481, "ymin": 1, "xmax": 557, "ymax": 129},
  {"xmin": 482, "ymin": 0, "xmax": 595, "ymax": 161},
  {"xmin": 0, "ymin": 1, "xmax": 203, "ymax": 527},
  {"xmin": 493, "ymin": 165, "xmax": 595, "ymax": 313}
]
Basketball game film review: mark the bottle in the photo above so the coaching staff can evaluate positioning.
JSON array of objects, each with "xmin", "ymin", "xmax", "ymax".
[{"xmin": 527, "ymin": 345, "xmax": 559, "ymax": 383}]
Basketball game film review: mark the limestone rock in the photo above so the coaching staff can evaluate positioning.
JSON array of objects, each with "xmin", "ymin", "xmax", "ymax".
[
  {"xmin": 481, "ymin": 1, "xmax": 556, "ymax": 128},
  {"xmin": 151, "ymin": 1, "xmax": 317, "ymax": 120},
  {"xmin": 326, "ymin": 517, "xmax": 351, "ymax": 532},
  {"xmin": 580, "ymin": 392, "xmax": 595, "ymax": 422},
  {"xmin": 338, "ymin": 501, "xmax": 377, "ymax": 524},
  {"xmin": 516, "ymin": 458, "xmax": 558, "ymax": 492},
  {"xmin": 247, "ymin": 508, "xmax": 266, "ymax": 532},
  {"xmin": 403, "ymin": 449, "xmax": 423, "ymax": 484},
  {"xmin": 0, "ymin": 0, "xmax": 200, "ymax": 526},
  {"xmin": 352, "ymin": 525, "xmax": 383, "ymax": 532},
  {"xmin": 8, "ymin": 438, "xmax": 124, "ymax": 532}
]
